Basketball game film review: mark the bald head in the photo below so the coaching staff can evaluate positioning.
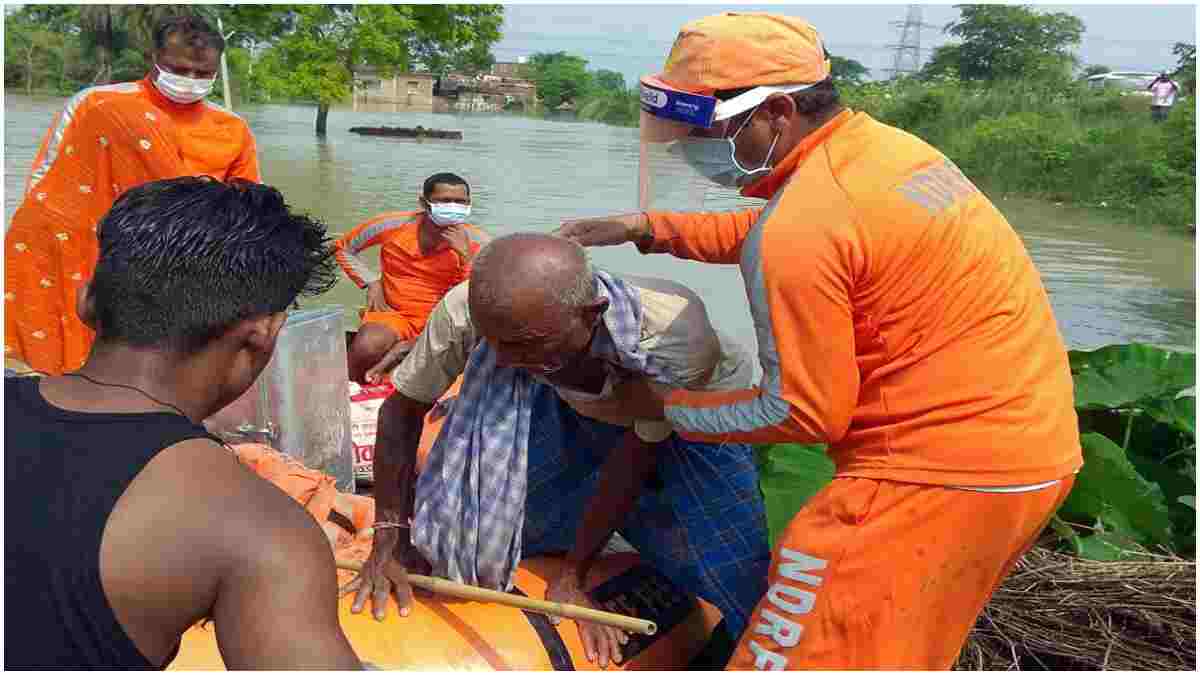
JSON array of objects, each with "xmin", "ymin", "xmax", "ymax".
[
  {"xmin": 468, "ymin": 233, "xmax": 606, "ymax": 372},
  {"xmin": 470, "ymin": 233, "xmax": 596, "ymax": 320}
]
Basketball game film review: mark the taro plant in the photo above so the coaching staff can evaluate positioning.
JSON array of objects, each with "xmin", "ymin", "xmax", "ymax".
[
  {"xmin": 1053, "ymin": 344, "xmax": 1196, "ymax": 559},
  {"xmin": 754, "ymin": 343, "xmax": 1197, "ymax": 559}
]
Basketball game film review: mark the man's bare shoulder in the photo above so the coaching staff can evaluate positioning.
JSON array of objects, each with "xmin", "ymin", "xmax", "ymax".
[
  {"xmin": 108, "ymin": 437, "xmax": 329, "ymax": 579},
  {"xmin": 99, "ymin": 437, "xmax": 330, "ymax": 662},
  {"xmin": 103, "ymin": 438, "xmax": 356, "ymax": 669}
]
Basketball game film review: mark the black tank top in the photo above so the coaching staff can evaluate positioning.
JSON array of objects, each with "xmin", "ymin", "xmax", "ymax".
[{"xmin": 5, "ymin": 376, "xmax": 219, "ymax": 670}]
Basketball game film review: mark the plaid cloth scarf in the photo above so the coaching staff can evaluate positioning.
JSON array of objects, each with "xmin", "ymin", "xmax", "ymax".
[{"xmin": 411, "ymin": 271, "xmax": 657, "ymax": 590}]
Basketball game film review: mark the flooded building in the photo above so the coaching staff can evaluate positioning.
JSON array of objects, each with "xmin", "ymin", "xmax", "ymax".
[
  {"xmin": 352, "ymin": 68, "xmax": 437, "ymax": 112},
  {"xmin": 352, "ymin": 65, "xmax": 538, "ymax": 115}
]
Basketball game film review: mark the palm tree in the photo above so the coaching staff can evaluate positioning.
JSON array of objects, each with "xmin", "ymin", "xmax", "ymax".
[
  {"xmin": 78, "ymin": 5, "xmax": 119, "ymax": 83},
  {"xmin": 78, "ymin": 5, "xmax": 204, "ymax": 83},
  {"xmin": 124, "ymin": 4, "xmax": 201, "ymax": 60}
]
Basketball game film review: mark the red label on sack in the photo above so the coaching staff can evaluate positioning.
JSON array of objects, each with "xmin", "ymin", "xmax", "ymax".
[{"xmin": 349, "ymin": 380, "xmax": 394, "ymax": 484}]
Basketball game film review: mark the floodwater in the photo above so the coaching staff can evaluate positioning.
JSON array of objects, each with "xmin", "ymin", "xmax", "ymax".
[{"xmin": 5, "ymin": 95, "xmax": 1195, "ymax": 358}]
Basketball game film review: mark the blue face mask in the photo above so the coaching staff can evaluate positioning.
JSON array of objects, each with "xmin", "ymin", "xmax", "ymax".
[
  {"xmin": 673, "ymin": 106, "xmax": 780, "ymax": 188},
  {"xmin": 428, "ymin": 202, "xmax": 471, "ymax": 226}
]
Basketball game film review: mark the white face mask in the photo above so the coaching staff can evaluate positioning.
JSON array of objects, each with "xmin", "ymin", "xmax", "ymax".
[
  {"xmin": 154, "ymin": 63, "xmax": 215, "ymax": 104},
  {"xmin": 427, "ymin": 202, "xmax": 471, "ymax": 227},
  {"xmin": 675, "ymin": 105, "xmax": 780, "ymax": 189}
]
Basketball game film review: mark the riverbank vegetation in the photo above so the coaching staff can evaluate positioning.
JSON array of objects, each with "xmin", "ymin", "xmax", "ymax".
[{"xmin": 845, "ymin": 77, "xmax": 1195, "ymax": 230}]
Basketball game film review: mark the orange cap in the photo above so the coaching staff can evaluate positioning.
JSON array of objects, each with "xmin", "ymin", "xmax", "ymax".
[{"xmin": 657, "ymin": 12, "xmax": 831, "ymax": 94}]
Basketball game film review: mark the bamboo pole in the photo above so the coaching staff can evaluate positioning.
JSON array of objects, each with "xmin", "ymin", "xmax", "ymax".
[{"xmin": 336, "ymin": 559, "xmax": 657, "ymax": 636}]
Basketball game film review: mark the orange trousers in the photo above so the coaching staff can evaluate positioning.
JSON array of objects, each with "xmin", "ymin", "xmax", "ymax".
[
  {"xmin": 359, "ymin": 309, "xmax": 423, "ymax": 343},
  {"xmin": 727, "ymin": 476, "xmax": 1074, "ymax": 670}
]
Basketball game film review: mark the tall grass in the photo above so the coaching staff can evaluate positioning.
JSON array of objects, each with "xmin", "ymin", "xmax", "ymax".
[{"xmin": 844, "ymin": 78, "xmax": 1196, "ymax": 230}]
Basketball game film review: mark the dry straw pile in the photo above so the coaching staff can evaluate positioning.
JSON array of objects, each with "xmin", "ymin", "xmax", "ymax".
[{"xmin": 955, "ymin": 545, "xmax": 1196, "ymax": 670}]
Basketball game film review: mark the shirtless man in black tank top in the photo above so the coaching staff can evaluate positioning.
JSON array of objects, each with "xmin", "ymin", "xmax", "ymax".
[{"xmin": 5, "ymin": 177, "xmax": 362, "ymax": 669}]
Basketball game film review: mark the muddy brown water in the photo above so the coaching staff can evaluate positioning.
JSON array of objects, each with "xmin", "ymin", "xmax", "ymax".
[{"xmin": 6, "ymin": 96, "xmax": 1195, "ymax": 363}]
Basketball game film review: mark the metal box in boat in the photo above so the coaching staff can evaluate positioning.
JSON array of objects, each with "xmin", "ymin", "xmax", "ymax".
[{"xmin": 205, "ymin": 306, "xmax": 355, "ymax": 492}]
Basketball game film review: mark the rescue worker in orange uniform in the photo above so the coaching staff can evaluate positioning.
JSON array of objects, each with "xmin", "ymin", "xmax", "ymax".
[
  {"xmin": 557, "ymin": 12, "xmax": 1083, "ymax": 670},
  {"xmin": 334, "ymin": 173, "xmax": 488, "ymax": 385},
  {"xmin": 5, "ymin": 16, "xmax": 260, "ymax": 376}
]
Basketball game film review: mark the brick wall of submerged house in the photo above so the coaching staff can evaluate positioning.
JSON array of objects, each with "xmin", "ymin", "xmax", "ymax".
[{"xmin": 352, "ymin": 63, "xmax": 537, "ymax": 114}]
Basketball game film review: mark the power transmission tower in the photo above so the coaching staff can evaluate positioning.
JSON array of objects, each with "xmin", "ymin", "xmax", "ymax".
[{"xmin": 885, "ymin": 5, "xmax": 936, "ymax": 78}]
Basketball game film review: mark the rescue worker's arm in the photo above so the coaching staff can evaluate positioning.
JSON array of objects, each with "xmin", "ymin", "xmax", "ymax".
[
  {"xmin": 333, "ymin": 219, "xmax": 388, "ymax": 289},
  {"xmin": 556, "ymin": 208, "xmax": 761, "ymax": 264},
  {"xmin": 225, "ymin": 125, "xmax": 261, "ymax": 182},
  {"xmin": 661, "ymin": 213, "xmax": 860, "ymax": 445},
  {"xmin": 639, "ymin": 208, "xmax": 764, "ymax": 264},
  {"xmin": 347, "ymin": 283, "xmax": 476, "ymax": 620},
  {"xmin": 455, "ymin": 227, "xmax": 491, "ymax": 282}
]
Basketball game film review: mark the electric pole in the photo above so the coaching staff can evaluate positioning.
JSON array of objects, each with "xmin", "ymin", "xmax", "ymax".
[
  {"xmin": 217, "ymin": 16, "xmax": 235, "ymax": 110},
  {"xmin": 885, "ymin": 5, "xmax": 936, "ymax": 79}
]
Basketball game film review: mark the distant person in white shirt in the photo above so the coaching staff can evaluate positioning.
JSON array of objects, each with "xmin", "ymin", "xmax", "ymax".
[{"xmin": 1147, "ymin": 72, "xmax": 1181, "ymax": 122}]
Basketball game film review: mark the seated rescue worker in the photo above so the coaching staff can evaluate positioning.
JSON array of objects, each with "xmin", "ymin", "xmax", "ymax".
[
  {"xmin": 342, "ymin": 233, "xmax": 771, "ymax": 668},
  {"xmin": 334, "ymin": 173, "xmax": 488, "ymax": 384},
  {"xmin": 5, "ymin": 177, "xmax": 361, "ymax": 669}
]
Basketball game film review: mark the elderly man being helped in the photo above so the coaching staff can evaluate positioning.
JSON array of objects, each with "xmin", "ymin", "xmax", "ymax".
[{"xmin": 343, "ymin": 233, "xmax": 770, "ymax": 668}]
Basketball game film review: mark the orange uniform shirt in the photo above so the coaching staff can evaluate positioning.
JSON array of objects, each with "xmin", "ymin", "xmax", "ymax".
[
  {"xmin": 25, "ymin": 76, "xmax": 260, "ymax": 193},
  {"xmin": 333, "ymin": 211, "xmax": 486, "ymax": 339},
  {"xmin": 646, "ymin": 110, "xmax": 1082, "ymax": 487},
  {"xmin": 5, "ymin": 77, "xmax": 260, "ymax": 375}
]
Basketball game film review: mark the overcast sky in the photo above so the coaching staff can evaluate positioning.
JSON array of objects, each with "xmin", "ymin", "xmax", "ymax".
[{"xmin": 492, "ymin": 2, "xmax": 1198, "ymax": 85}]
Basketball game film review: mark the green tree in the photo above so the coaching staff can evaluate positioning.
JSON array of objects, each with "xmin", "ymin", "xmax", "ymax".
[
  {"xmin": 1082, "ymin": 64, "xmax": 1112, "ymax": 79},
  {"xmin": 123, "ymin": 5, "xmax": 196, "ymax": 59},
  {"xmin": 593, "ymin": 69, "xmax": 626, "ymax": 94},
  {"xmin": 919, "ymin": 43, "xmax": 963, "ymax": 81},
  {"xmin": 1171, "ymin": 42, "xmax": 1195, "ymax": 94},
  {"xmin": 527, "ymin": 51, "xmax": 593, "ymax": 109},
  {"xmin": 942, "ymin": 5, "xmax": 1084, "ymax": 82},
  {"xmin": 829, "ymin": 54, "xmax": 870, "ymax": 86},
  {"xmin": 408, "ymin": 4, "xmax": 502, "ymax": 76},
  {"xmin": 268, "ymin": 4, "xmax": 502, "ymax": 134},
  {"xmin": 78, "ymin": 5, "xmax": 129, "ymax": 83},
  {"xmin": 5, "ymin": 11, "xmax": 63, "ymax": 95}
]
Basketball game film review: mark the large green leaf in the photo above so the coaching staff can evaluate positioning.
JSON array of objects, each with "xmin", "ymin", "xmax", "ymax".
[
  {"xmin": 1076, "ymin": 531, "xmax": 1138, "ymax": 561},
  {"xmin": 1053, "ymin": 516, "xmax": 1151, "ymax": 561},
  {"xmin": 755, "ymin": 444, "xmax": 835, "ymax": 546},
  {"xmin": 1141, "ymin": 394, "xmax": 1197, "ymax": 437},
  {"xmin": 1069, "ymin": 344, "xmax": 1195, "ymax": 410},
  {"xmin": 1058, "ymin": 433, "xmax": 1174, "ymax": 548},
  {"xmin": 1127, "ymin": 449, "xmax": 1196, "ymax": 548}
]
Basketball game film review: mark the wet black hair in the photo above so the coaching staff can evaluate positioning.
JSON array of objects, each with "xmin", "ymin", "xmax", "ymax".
[
  {"xmin": 90, "ymin": 177, "xmax": 337, "ymax": 353},
  {"xmin": 153, "ymin": 15, "xmax": 225, "ymax": 54},
  {"xmin": 422, "ymin": 172, "xmax": 471, "ymax": 199}
]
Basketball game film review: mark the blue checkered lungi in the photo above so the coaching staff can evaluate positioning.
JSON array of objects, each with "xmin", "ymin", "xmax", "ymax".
[{"xmin": 520, "ymin": 382, "xmax": 770, "ymax": 640}]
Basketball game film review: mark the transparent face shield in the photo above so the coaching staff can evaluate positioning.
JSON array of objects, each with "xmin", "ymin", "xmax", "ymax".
[{"xmin": 637, "ymin": 75, "xmax": 814, "ymax": 213}]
